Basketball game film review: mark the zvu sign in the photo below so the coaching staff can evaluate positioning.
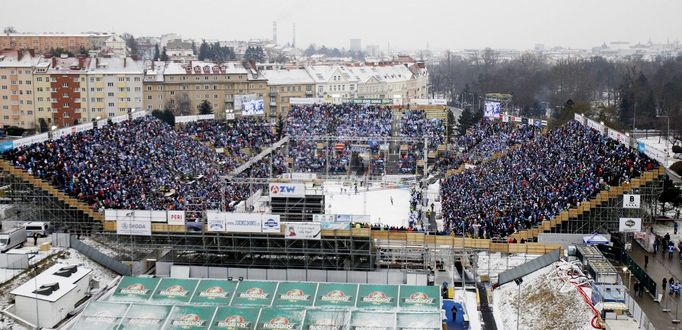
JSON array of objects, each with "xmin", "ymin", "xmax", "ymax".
[{"xmin": 269, "ymin": 183, "xmax": 305, "ymax": 198}]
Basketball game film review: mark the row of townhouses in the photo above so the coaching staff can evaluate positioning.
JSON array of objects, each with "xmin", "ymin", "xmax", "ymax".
[{"xmin": 0, "ymin": 50, "xmax": 429, "ymax": 131}]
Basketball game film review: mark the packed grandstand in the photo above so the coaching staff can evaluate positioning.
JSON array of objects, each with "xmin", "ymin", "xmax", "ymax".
[{"xmin": 1, "ymin": 102, "xmax": 657, "ymax": 238}]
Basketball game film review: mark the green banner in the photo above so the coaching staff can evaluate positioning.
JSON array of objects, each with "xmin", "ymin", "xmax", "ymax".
[
  {"xmin": 73, "ymin": 302, "xmax": 129, "ymax": 330},
  {"xmin": 165, "ymin": 305, "xmax": 217, "ymax": 330},
  {"xmin": 302, "ymin": 310, "xmax": 350, "ymax": 330},
  {"xmin": 355, "ymin": 284, "xmax": 399, "ymax": 310},
  {"xmin": 191, "ymin": 279, "xmax": 239, "ymax": 305},
  {"xmin": 109, "ymin": 276, "xmax": 160, "ymax": 303},
  {"xmin": 397, "ymin": 285, "xmax": 440, "ymax": 311},
  {"xmin": 272, "ymin": 282, "xmax": 318, "ymax": 308},
  {"xmin": 231, "ymin": 281, "xmax": 278, "ymax": 307},
  {"xmin": 151, "ymin": 278, "xmax": 199, "ymax": 304},
  {"xmin": 396, "ymin": 312, "xmax": 441, "ymax": 330},
  {"xmin": 256, "ymin": 308, "xmax": 304, "ymax": 330},
  {"xmin": 350, "ymin": 311, "xmax": 395, "ymax": 329},
  {"xmin": 117, "ymin": 304, "xmax": 172, "ymax": 330},
  {"xmin": 314, "ymin": 283, "xmax": 358, "ymax": 309},
  {"xmin": 209, "ymin": 307, "xmax": 260, "ymax": 330}
]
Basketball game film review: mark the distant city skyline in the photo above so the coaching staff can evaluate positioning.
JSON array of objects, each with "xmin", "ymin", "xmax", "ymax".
[{"xmin": 2, "ymin": 0, "xmax": 682, "ymax": 51}]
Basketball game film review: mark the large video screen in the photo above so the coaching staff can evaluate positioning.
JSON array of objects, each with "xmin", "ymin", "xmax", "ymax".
[
  {"xmin": 484, "ymin": 101, "xmax": 501, "ymax": 117},
  {"xmin": 235, "ymin": 95, "xmax": 265, "ymax": 116}
]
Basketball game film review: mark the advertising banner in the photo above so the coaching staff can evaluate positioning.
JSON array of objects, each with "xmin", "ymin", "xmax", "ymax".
[
  {"xmin": 289, "ymin": 98, "xmax": 324, "ymax": 105},
  {"xmin": 622, "ymin": 194, "xmax": 641, "ymax": 209},
  {"xmin": 151, "ymin": 278, "xmax": 199, "ymax": 304},
  {"xmin": 175, "ymin": 115, "xmax": 199, "ymax": 124},
  {"xmin": 207, "ymin": 211, "xmax": 226, "ymax": 232},
  {"xmin": 272, "ymin": 282, "xmax": 318, "ymax": 308},
  {"xmin": 350, "ymin": 311, "xmax": 395, "ymax": 329},
  {"xmin": 116, "ymin": 218, "xmax": 152, "ymax": 236},
  {"xmin": 269, "ymin": 183, "xmax": 305, "ymax": 198},
  {"xmin": 0, "ymin": 141, "xmax": 13, "ymax": 153},
  {"xmin": 211, "ymin": 307, "xmax": 260, "ymax": 330},
  {"xmin": 151, "ymin": 210, "xmax": 167, "ymax": 223},
  {"xmin": 225, "ymin": 213, "xmax": 263, "ymax": 233},
  {"xmin": 131, "ymin": 110, "xmax": 147, "ymax": 119},
  {"xmin": 256, "ymin": 309, "xmax": 304, "ymax": 330},
  {"xmin": 356, "ymin": 284, "xmax": 399, "ymax": 310},
  {"xmin": 197, "ymin": 114, "xmax": 215, "ymax": 121},
  {"xmin": 396, "ymin": 312, "xmax": 441, "ymax": 330},
  {"xmin": 109, "ymin": 276, "xmax": 160, "ymax": 303},
  {"xmin": 97, "ymin": 118, "xmax": 109, "ymax": 128},
  {"xmin": 111, "ymin": 114, "xmax": 128, "ymax": 124},
  {"xmin": 72, "ymin": 302, "xmax": 129, "ymax": 330},
  {"xmin": 261, "ymin": 214, "xmax": 281, "ymax": 233},
  {"xmin": 314, "ymin": 283, "xmax": 358, "ymax": 308},
  {"xmin": 398, "ymin": 285, "xmax": 441, "ymax": 311},
  {"xmin": 586, "ymin": 119, "xmax": 604, "ymax": 133},
  {"xmin": 607, "ymin": 129, "xmax": 630, "ymax": 146},
  {"xmin": 119, "ymin": 304, "xmax": 171, "ymax": 330},
  {"xmin": 167, "ymin": 210, "xmax": 186, "ymax": 225},
  {"xmin": 619, "ymin": 218, "xmax": 642, "ymax": 233},
  {"xmin": 231, "ymin": 281, "xmax": 278, "ymax": 307},
  {"xmin": 313, "ymin": 214, "xmax": 336, "ymax": 223},
  {"xmin": 12, "ymin": 133, "xmax": 49, "ymax": 149},
  {"xmin": 303, "ymin": 310, "xmax": 350, "ymax": 330},
  {"xmin": 284, "ymin": 222, "xmax": 321, "ymax": 240},
  {"xmin": 321, "ymin": 222, "xmax": 351, "ymax": 230},
  {"xmin": 190, "ymin": 279, "xmax": 238, "ymax": 305},
  {"xmin": 166, "ymin": 305, "xmax": 216, "ymax": 330}
]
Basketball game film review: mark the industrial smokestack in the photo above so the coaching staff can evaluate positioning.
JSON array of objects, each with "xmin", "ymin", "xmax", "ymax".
[{"xmin": 272, "ymin": 21, "xmax": 277, "ymax": 44}]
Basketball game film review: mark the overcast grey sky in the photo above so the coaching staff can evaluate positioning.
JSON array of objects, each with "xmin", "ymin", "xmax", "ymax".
[{"xmin": 3, "ymin": 0, "xmax": 682, "ymax": 51}]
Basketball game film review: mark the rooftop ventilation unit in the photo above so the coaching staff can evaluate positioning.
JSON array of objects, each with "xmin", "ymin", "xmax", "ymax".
[{"xmin": 33, "ymin": 282, "xmax": 60, "ymax": 296}]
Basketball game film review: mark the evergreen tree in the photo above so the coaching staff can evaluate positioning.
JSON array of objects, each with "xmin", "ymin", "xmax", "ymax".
[
  {"xmin": 198, "ymin": 40, "xmax": 209, "ymax": 61},
  {"xmin": 160, "ymin": 47, "xmax": 169, "ymax": 61},
  {"xmin": 199, "ymin": 100, "xmax": 213, "ymax": 115},
  {"xmin": 153, "ymin": 44, "xmax": 160, "ymax": 61}
]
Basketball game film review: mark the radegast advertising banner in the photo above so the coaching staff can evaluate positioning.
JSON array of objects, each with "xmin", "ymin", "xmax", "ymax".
[
  {"xmin": 269, "ymin": 183, "xmax": 305, "ymax": 198},
  {"xmin": 303, "ymin": 310, "xmax": 350, "ymax": 330},
  {"xmin": 231, "ymin": 281, "xmax": 278, "ymax": 307},
  {"xmin": 256, "ymin": 308, "xmax": 304, "ymax": 330},
  {"xmin": 283, "ymin": 222, "xmax": 321, "ymax": 240},
  {"xmin": 109, "ymin": 276, "xmax": 160, "ymax": 303},
  {"xmin": 151, "ymin": 278, "xmax": 199, "ymax": 304},
  {"xmin": 190, "ymin": 279, "xmax": 238, "ymax": 305},
  {"xmin": 398, "ymin": 285, "xmax": 441, "ymax": 311},
  {"xmin": 356, "ymin": 284, "xmax": 399, "ymax": 310},
  {"xmin": 119, "ymin": 304, "xmax": 171, "ymax": 330},
  {"xmin": 314, "ymin": 283, "xmax": 358, "ymax": 308},
  {"xmin": 212, "ymin": 306, "xmax": 260, "ymax": 330},
  {"xmin": 166, "ymin": 305, "xmax": 216, "ymax": 330},
  {"xmin": 272, "ymin": 282, "xmax": 318, "ymax": 307}
]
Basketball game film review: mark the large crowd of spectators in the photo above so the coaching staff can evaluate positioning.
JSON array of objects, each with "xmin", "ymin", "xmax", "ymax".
[{"xmin": 441, "ymin": 120, "xmax": 657, "ymax": 238}]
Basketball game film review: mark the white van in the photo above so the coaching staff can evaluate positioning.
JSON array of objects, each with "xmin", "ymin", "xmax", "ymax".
[
  {"xmin": 0, "ymin": 227, "xmax": 26, "ymax": 252},
  {"xmin": 24, "ymin": 222, "xmax": 49, "ymax": 237}
]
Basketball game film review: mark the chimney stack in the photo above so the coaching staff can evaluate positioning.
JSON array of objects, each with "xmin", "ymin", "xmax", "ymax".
[
  {"xmin": 124, "ymin": 57, "xmax": 127, "ymax": 68},
  {"xmin": 78, "ymin": 57, "xmax": 85, "ymax": 69},
  {"xmin": 51, "ymin": 57, "xmax": 57, "ymax": 68}
]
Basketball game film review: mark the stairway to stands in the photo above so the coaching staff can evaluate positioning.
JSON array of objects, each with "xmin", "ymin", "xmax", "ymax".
[
  {"xmin": 0, "ymin": 160, "xmax": 103, "ymax": 222},
  {"xmin": 511, "ymin": 167, "xmax": 666, "ymax": 241}
]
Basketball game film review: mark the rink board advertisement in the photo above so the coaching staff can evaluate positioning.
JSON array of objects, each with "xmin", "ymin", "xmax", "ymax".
[
  {"xmin": 314, "ymin": 283, "xmax": 358, "ymax": 308},
  {"xmin": 109, "ymin": 276, "xmax": 160, "ymax": 302},
  {"xmin": 256, "ymin": 308, "xmax": 304, "ymax": 330},
  {"xmin": 272, "ymin": 282, "xmax": 318, "ymax": 307},
  {"xmin": 350, "ymin": 311, "xmax": 395, "ymax": 329},
  {"xmin": 116, "ymin": 218, "xmax": 152, "ymax": 236},
  {"xmin": 396, "ymin": 312, "xmax": 442, "ymax": 330},
  {"xmin": 261, "ymin": 214, "xmax": 281, "ymax": 233},
  {"xmin": 211, "ymin": 306, "xmax": 260, "ymax": 330},
  {"xmin": 397, "ymin": 285, "xmax": 441, "ymax": 311},
  {"xmin": 190, "ymin": 279, "xmax": 238, "ymax": 305},
  {"xmin": 166, "ymin": 305, "xmax": 215, "ymax": 330},
  {"xmin": 225, "ymin": 213, "xmax": 264, "ymax": 233},
  {"xmin": 619, "ymin": 218, "xmax": 642, "ymax": 233},
  {"xmin": 284, "ymin": 222, "xmax": 321, "ymax": 240},
  {"xmin": 72, "ymin": 301, "xmax": 129, "ymax": 330},
  {"xmin": 302, "ymin": 310, "xmax": 350, "ymax": 330},
  {"xmin": 118, "ymin": 304, "xmax": 172, "ymax": 330},
  {"xmin": 355, "ymin": 284, "xmax": 399, "ymax": 309},
  {"xmin": 231, "ymin": 281, "xmax": 278, "ymax": 307},
  {"xmin": 151, "ymin": 278, "xmax": 199, "ymax": 304}
]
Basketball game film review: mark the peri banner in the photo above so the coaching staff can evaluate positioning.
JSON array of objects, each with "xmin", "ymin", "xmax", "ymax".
[
  {"xmin": 314, "ymin": 283, "xmax": 358, "ymax": 308},
  {"xmin": 619, "ymin": 218, "xmax": 642, "ymax": 233},
  {"xmin": 356, "ymin": 284, "xmax": 399, "ymax": 310},
  {"xmin": 284, "ymin": 222, "xmax": 321, "ymax": 240},
  {"xmin": 398, "ymin": 285, "xmax": 441, "ymax": 311},
  {"xmin": 303, "ymin": 310, "xmax": 350, "ymax": 330},
  {"xmin": 210, "ymin": 306, "xmax": 260, "ymax": 330},
  {"xmin": 272, "ymin": 282, "xmax": 318, "ymax": 308},
  {"xmin": 190, "ymin": 279, "xmax": 238, "ymax": 306},
  {"xmin": 269, "ymin": 183, "xmax": 305, "ymax": 198},
  {"xmin": 167, "ymin": 210, "xmax": 186, "ymax": 225},
  {"xmin": 256, "ymin": 308, "xmax": 304, "ymax": 330},
  {"xmin": 166, "ymin": 305, "xmax": 216, "ymax": 330},
  {"xmin": 109, "ymin": 276, "xmax": 160, "ymax": 303},
  {"xmin": 231, "ymin": 281, "xmax": 278, "ymax": 307},
  {"xmin": 261, "ymin": 214, "xmax": 281, "ymax": 233},
  {"xmin": 151, "ymin": 278, "xmax": 199, "ymax": 304},
  {"xmin": 116, "ymin": 218, "xmax": 152, "ymax": 236}
]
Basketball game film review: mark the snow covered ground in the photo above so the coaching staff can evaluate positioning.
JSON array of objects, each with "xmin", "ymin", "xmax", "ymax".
[
  {"xmin": 462, "ymin": 290, "xmax": 482, "ymax": 330},
  {"xmin": 492, "ymin": 262, "xmax": 596, "ymax": 330},
  {"xmin": 324, "ymin": 181, "xmax": 411, "ymax": 227},
  {"xmin": 476, "ymin": 252, "xmax": 541, "ymax": 283},
  {"xmin": 637, "ymin": 135, "xmax": 678, "ymax": 167}
]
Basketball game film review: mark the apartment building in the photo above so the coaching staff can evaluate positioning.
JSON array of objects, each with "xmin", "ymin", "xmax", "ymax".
[
  {"xmin": 0, "ymin": 50, "xmax": 40, "ymax": 129},
  {"xmin": 0, "ymin": 33, "xmax": 110, "ymax": 54},
  {"xmin": 349, "ymin": 64, "xmax": 429, "ymax": 101},
  {"xmin": 260, "ymin": 69, "xmax": 314, "ymax": 117},
  {"xmin": 84, "ymin": 57, "xmax": 143, "ymax": 121},
  {"xmin": 47, "ymin": 56, "xmax": 91, "ymax": 127},
  {"xmin": 306, "ymin": 65, "xmax": 359, "ymax": 99},
  {"xmin": 143, "ymin": 61, "xmax": 268, "ymax": 118}
]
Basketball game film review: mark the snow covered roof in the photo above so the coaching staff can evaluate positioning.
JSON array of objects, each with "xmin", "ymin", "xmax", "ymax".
[
  {"xmin": 87, "ymin": 57, "xmax": 144, "ymax": 74},
  {"xmin": 0, "ymin": 50, "xmax": 40, "ymax": 68},
  {"xmin": 261, "ymin": 69, "xmax": 314, "ymax": 85},
  {"xmin": 164, "ymin": 61, "xmax": 247, "ymax": 75},
  {"xmin": 347, "ymin": 65, "xmax": 414, "ymax": 83},
  {"xmin": 305, "ymin": 65, "xmax": 359, "ymax": 83},
  {"xmin": 11, "ymin": 263, "xmax": 92, "ymax": 302}
]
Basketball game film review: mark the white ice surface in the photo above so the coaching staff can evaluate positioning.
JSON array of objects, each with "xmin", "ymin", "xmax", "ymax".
[{"xmin": 323, "ymin": 181, "xmax": 411, "ymax": 227}]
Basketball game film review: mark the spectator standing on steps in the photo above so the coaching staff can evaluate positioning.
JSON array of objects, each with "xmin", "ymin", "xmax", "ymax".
[{"xmin": 645, "ymin": 254, "xmax": 649, "ymax": 268}]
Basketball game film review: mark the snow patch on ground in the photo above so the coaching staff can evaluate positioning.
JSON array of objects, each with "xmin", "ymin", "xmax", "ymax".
[
  {"xmin": 462, "ymin": 290, "xmax": 482, "ymax": 330},
  {"xmin": 492, "ymin": 262, "xmax": 596, "ymax": 330},
  {"xmin": 476, "ymin": 252, "xmax": 540, "ymax": 283},
  {"xmin": 324, "ymin": 181, "xmax": 411, "ymax": 227}
]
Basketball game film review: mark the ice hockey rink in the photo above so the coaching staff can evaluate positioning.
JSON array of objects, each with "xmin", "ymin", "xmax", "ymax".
[{"xmin": 323, "ymin": 181, "xmax": 411, "ymax": 228}]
